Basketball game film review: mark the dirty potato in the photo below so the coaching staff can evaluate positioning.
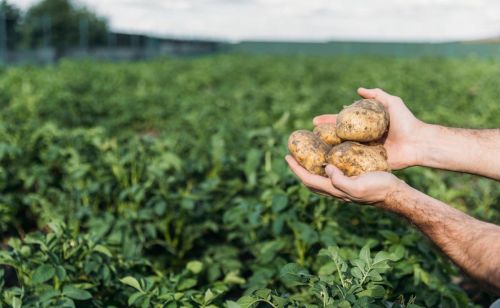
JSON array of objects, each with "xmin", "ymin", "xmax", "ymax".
[
  {"xmin": 313, "ymin": 123, "xmax": 342, "ymax": 146},
  {"xmin": 326, "ymin": 141, "xmax": 390, "ymax": 176},
  {"xmin": 336, "ymin": 99, "xmax": 389, "ymax": 142},
  {"xmin": 288, "ymin": 130, "xmax": 330, "ymax": 176}
]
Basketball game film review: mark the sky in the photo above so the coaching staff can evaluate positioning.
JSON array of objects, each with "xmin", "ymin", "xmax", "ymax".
[{"xmin": 15, "ymin": 0, "xmax": 500, "ymax": 42}]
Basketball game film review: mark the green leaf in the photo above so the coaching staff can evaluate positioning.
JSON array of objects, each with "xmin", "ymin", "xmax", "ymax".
[
  {"xmin": 93, "ymin": 244, "xmax": 112, "ymax": 257},
  {"xmin": 271, "ymin": 194, "xmax": 288, "ymax": 213},
  {"xmin": 291, "ymin": 222, "xmax": 318, "ymax": 245},
  {"xmin": 204, "ymin": 289, "xmax": 215, "ymax": 304},
  {"xmin": 48, "ymin": 222, "xmax": 64, "ymax": 236},
  {"xmin": 279, "ymin": 263, "xmax": 310, "ymax": 286},
  {"xmin": 271, "ymin": 295, "xmax": 288, "ymax": 308},
  {"xmin": 356, "ymin": 285, "xmax": 386, "ymax": 298},
  {"xmin": 351, "ymin": 267, "xmax": 363, "ymax": 280},
  {"xmin": 55, "ymin": 265, "xmax": 67, "ymax": 280},
  {"xmin": 318, "ymin": 262, "xmax": 336, "ymax": 276},
  {"xmin": 223, "ymin": 271, "xmax": 246, "ymax": 285},
  {"xmin": 59, "ymin": 297, "xmax": 76, "ymax": 308},
  {"xmin": 368, "ymin": 271, "xmax": 383, "ymax": 281},
  {"xmin": 12, "ymin": 297, "xmax": 21, "ymax": 308},
  {"xmin": 39, "ymin": 289, "xmax": 61, "ymax": 302},
  {"xmin": 237, "ymin": 295, "xmax": 258, "ymax": 308},
  {"xmin": 378, "ymin": 230, "xmax": 399, "ymax": 242},
  {"xmin": 337, "ymin": 300, "xmax": 351, "ymax": 308},
  {"xmin": 62, "ymin": 285, "xmax": 92, "ymax": 300},
  {"xmin": 128, "ymin": 291, "xmax": 144, "ymax": 306},
  {"xmin": 225, "ymin": 300, "xmax": 240, "ymax": 308},
  {"xmin": 389, "ymin": 244, "xmax": 405, "ymax": 261},
  {"xmin": 243, "ymin": 148, "xmax": 262, "ymax": 187},
  {"xmin": 359, "ymin": 245, "xmax": 371, "ymax": 264},
  {"xmin": 178, "ymin": 278, "xmax": 197, "ymax": 290},
  {"xmin": 350, "ymin": 259, "xmax": 365, "ymax": 269},
  {"xmin": 120, "ymin": 276, "xmax": 143, "ymax": 292},
  {"xmin": 319, "ymin": 246, "xmax": 339, "ymax": 259},
  {"xmin": 373, "ymin": 251, "xmax": 391, "ymax": 264},
  {"xmin": 32, "ymin": 264, "xmax": 55, "ymax": 283},
  {"xmin": 141, "ymin": 295, "xmax": 151, "ymax": 308},
  {"xmin": 186, "ymin": 260, "xmax": 203, "ymax": 274},
  {"xmin": 254, "ymin": 288, "xmax": 271, "ymax": 299}
]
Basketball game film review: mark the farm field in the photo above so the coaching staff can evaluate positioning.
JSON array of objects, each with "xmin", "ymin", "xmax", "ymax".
[{"xmin": 0, "ymin": 55, "xmax": 499, "ymax": 307}]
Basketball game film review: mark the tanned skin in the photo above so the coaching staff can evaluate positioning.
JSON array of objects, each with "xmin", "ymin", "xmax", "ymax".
[{"xmin": 285, "ymin": 87, "xmax": 500, "ymax": 294}]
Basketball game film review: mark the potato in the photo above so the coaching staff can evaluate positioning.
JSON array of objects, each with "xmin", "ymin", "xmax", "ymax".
[
  {"xmin": 336, "ymin": 99, "xmax": 389, "ymax": 142},
  {"xmin": 326, "ymin": 141, "xmax": 390, "ymax": 176},
  {"xmin": 313, "ymin": 123, "xmax": 342, "ymax": 146},
  {"xmin": 288, "ymin": 130, "xmax": 330, "ymax": 176}
]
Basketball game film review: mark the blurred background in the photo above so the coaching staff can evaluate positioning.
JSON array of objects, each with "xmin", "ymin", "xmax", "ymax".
[{"xmin": 3, "ymin": 0, "xmax": 500, "ymax": 63}]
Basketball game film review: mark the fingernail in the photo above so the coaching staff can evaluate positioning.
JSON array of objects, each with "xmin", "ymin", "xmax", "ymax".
[{"xmin": 325, "ymin": 164, "xmax": 335, "ymax": 177}]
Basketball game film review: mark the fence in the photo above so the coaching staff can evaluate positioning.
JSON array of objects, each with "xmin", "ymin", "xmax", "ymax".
[
  {"xmin": 231, "ymin": 41, "xmax": 500, "ymax": 58},
  {"xmin": 1, "ymin": 39, "xmax": 223, "ymax": 64},
  {"xmin": 0, "ymin": 10, "xmax": 224, "ymax": 64}
]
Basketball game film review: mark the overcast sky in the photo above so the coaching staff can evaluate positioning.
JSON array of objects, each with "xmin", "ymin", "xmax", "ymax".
[{"xmin": 15, "ymin": 0, "xmax": 500, "ymax": 42}]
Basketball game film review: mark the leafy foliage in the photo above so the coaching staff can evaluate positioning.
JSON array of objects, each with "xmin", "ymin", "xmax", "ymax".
[{"xmin": 0, "ymin": 55, "xmax": 498, "ymax": 307}]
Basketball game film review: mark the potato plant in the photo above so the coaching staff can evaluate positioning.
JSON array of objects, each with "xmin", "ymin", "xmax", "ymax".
[{"xmin": 0, "ymin": 55, "xmax": 499, "ymax": 307}]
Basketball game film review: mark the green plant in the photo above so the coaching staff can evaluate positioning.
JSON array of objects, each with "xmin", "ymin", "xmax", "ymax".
[{"xmin": 0, "ymin": 55, "xmax": 498, "ymax": 307}]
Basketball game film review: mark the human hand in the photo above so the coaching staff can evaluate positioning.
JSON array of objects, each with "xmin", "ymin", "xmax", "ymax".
[
  {"xmin": 285, "ymin": 155, "xmax": 404, "ymax": 205},
  {"xmin": 314, "ymin": 88, "xmax": 424, "ymax": 170}
]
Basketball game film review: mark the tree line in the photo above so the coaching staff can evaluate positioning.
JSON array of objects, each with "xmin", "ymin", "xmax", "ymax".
[{"xmin": 1, "ymin": 0, "xmax": 107, "ymax": 52}]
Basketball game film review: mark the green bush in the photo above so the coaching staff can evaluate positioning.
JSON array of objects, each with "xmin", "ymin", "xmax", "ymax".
[{"xmin": 0, "ymin": 55, "xmax": 498, "ymax": 307}]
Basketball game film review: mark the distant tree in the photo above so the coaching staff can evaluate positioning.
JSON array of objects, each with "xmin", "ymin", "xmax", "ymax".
[
  {"xmin": 21, "ymin": 0, "xmax": 108, "ymax": 51},
  {"xmin": 0, "ymin": 0, "xmax": 22, "ymax": 50}
]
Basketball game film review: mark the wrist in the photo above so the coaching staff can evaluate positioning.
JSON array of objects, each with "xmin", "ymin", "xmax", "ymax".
[
  {"xmin": 378, "ymin": 178, "xmax": 410, "ymax": 212},
  {"xmin": 410, "ymin": 121, "xmax": 437, "ymax": 167}
]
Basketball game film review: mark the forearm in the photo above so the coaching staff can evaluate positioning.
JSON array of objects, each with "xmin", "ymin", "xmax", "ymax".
[
  {"xmin": 382, "ymin": 182, "xmax": 500, "ymax": 294},
  {"xmin": 414, "ymin": 124, "xmax": 500, "ymax": 179}
]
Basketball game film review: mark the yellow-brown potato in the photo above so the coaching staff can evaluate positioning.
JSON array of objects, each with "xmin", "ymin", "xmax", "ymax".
[
  {"xmin": 288, "ymin": 130, "xmax": 330, "ymax": 176},
  {"xmin": 326, "ymin": 141, "xmax": 390, "ymax": 176},
  {"xmin": 336, "ymin": 99, "xmax": 389, "ymax": 142},
  {"xmin": 313, "ymin": 124, "xmax": 342, "ymax": 146}
]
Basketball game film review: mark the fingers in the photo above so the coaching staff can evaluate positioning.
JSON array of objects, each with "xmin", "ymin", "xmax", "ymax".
[
  {"xmin": 357, "ymin": 87, "xmax": 393, "ymax": 106},
  {"xmin": 310, "ymin": 188, "xmax": 331, "ymax": 197},
  {"xmin": 325, "ymin": 164, "xmax": 357, "ymax": 195},
  {"xmin": 312, "ymin": 114, "xmax": 337, "ymax": 126},
  {"xmin": 285, "ymin": 156, "xmax": 348, "ymax": 199}
]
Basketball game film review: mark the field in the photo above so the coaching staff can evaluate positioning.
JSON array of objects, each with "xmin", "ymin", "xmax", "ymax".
[{"xmin": 0, "ymin": 55, "xmax": 499, "ymax": 307}]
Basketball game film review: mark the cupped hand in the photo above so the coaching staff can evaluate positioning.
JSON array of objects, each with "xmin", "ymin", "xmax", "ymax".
[
  {"xmin": 313, "ymin": 87, "xmax": 424, "ymax": 170},
  {"xmin": 285, "ymin": 155, "xmax": 403, "ymax": 205}
]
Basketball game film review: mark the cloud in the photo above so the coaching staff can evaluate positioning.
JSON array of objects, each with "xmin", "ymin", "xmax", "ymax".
[{"xmin": 12, "ymin": 0, "xmax": 500, "ymax": 41}]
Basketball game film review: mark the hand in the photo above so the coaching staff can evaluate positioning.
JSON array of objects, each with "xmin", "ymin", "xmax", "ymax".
[
  {"xmin": 285, "ymin": 155, "xmax": 404, "ymax": 205},
  {"xmin": 314, "ymin": 88, "xmax": 424, "ymax": 170}
]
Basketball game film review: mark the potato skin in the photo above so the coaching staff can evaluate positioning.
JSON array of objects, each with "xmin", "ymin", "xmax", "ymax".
[
  {"xmin": 326, "ymin": 141, "xmax": 390, "ymax": 176},
  {"xmin": 336, "ymin": 99, "xmax": 389, "ymax": 142},
  {"xmin": 313, "ymin": 124, "xmax": 342, "ymax": 146},
  {"xmin": 288, "ymin": 130, "xmax": 330, "ymax": 176}
]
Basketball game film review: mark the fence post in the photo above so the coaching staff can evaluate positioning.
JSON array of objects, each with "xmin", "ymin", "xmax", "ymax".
[
  {"xmin": 42, "ymin": 15, "xmax": 51, "ymax": 49},
  {"xmin": 0, "ymin": 8, "xmax": 6, "ymax": 64},
  {"xmin": 79, "ymin": 18, "xmax": 89, "ymax": 51},
  {"xmin": 107, "ymin": 30, "xmax": 116, "ymax": 47}
]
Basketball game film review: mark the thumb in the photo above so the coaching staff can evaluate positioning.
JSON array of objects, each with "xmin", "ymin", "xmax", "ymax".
[
  {"xmin": 325, "ymin": 164, "xmax": 354, "ymax": 192},
  {"xmin": 357, "ymin": 87, "xmax": 391, "ymax": 102}
]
